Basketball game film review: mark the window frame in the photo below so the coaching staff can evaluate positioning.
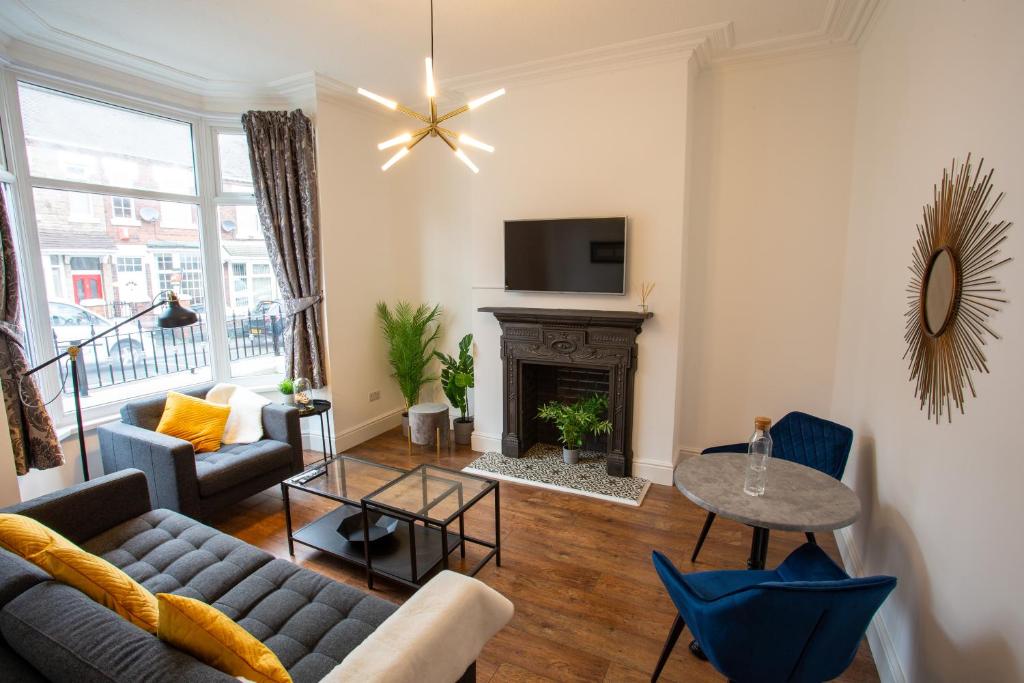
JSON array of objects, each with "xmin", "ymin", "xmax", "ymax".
[{"xmin": 0, "ymin": 67, "xmax": 278, "ymax": 427}]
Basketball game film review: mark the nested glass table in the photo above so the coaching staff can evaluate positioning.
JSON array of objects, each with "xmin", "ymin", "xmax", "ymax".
[
  {"xmin": 282, "ymin": 456, "xmax": 500, "ymax": 589},
  {"xmin": 362, "ymin": 464, "xmax": 500, "ymax": 589}
]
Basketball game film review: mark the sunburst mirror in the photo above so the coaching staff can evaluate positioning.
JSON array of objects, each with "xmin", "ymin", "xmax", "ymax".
[{"xmin": 905, "ymin": 156, "xmax": 1012, "ymax": 422}]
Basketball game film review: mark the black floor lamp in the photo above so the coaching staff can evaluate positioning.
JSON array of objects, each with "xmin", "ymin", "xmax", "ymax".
[{"xmin": 21, "ymin": 290, "xmax": 198, "ymax": 480}]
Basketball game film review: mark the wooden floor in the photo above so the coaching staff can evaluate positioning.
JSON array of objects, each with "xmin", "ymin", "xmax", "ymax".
[{"xmin": 208, "ymin": 428, "xmax": 880, "ymax": 683}]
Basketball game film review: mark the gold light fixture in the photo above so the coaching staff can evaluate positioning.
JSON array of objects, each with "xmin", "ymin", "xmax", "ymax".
[{"xmin": 357, "ymin": 0, "xmax": 504, "ymax": 173}]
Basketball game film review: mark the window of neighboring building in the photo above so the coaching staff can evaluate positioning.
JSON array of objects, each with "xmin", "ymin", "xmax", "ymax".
[
  {"xmin": 111, "ymin": 196, "xmax": 134, "ymax": 219},
  {"xmin": 116, "ymin": 256, "xmax": 142, "ymax": 272},
  {"xmin": 67, "ymin": 192, "xmax": 98, "ymax": 222}
]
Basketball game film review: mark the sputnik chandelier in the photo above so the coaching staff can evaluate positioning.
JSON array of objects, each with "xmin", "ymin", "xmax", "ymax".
[{"xmin": 357, "ymin": 0, "xmax": 504, "ymax": 173}]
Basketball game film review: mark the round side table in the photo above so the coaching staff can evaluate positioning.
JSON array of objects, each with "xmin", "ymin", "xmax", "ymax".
[{"xmin": 296, "ymin": 399, "xmax": 334, "ymax": 465}]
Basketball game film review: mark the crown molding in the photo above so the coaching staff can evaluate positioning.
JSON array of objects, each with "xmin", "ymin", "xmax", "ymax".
[
  {"xmin": 0, "ymin": 0, "xmax": 883, "ymax": 114},
  {"xmin": 440, "ymin": 23, "xmax": 733, "ymax": 97},
  {"xmin": 710, "ymin": 0, "xmax": 881, "ymax": 67}
]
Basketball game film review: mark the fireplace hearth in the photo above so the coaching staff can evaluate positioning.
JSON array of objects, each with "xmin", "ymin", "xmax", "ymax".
[{"xmin": 479, "ymin": 307, "xmax": 653, "ymax": 477}]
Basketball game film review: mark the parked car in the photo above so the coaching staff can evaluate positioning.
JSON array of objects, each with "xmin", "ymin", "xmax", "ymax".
[
  {"xmin": 49, "ymin": 300, "xmax": 151, "ymax": 369},
  {"xmin": 246, "ymin": 300, "xmax": 284, "ymax": 341}
]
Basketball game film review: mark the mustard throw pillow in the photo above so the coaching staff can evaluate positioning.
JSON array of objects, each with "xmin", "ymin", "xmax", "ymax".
[
  {"xmin": 0, "ymin": 512, "xmax": 76, "ymax": 560},
  {"xmin": 41, "ymin": 545, "xmax": 159, "ymax": 632},
  {"xmin": 0, "ymin": 513, "xmax": 159, "ymax": 633},
  {"xmin": 157, "ymin": 593, "xmax": 291, "ymax": 683},
  {"xmin": 156, "ymin": 391, "xmax": 232, "ymax": 453}
]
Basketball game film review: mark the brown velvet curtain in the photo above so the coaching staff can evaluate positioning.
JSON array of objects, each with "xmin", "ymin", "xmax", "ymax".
[
  {"xmin": 241, "ymin": 109, "xmax": 325, "ymax": 387},
  {"xmin": 0, "ymin": 188, "xmax": 64, "ymax": 474}
]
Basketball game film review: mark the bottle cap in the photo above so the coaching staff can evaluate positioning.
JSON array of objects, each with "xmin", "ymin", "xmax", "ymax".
[{"xmin": 754, "ymin": 416, "xmax": 772, "ymax": 430}]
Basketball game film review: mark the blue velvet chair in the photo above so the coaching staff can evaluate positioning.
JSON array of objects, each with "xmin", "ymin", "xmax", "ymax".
[
  {"xmin": 651, "ymin": 544, "xmax": 895, "ymax": 682},
  {"xmin": 691, "ymin": 411, "xmax": 853, "ymax": 562}
]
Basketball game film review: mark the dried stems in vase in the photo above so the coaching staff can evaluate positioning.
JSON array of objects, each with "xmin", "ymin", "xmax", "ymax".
[{"xmin": 639, "ymin": 281, "xmax": 655, "ymax": 313}]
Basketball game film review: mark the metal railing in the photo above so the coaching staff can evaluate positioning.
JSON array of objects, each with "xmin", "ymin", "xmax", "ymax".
[{"xmin": 55, "ymin": 311, "xmax": 283, "ymax": 396}]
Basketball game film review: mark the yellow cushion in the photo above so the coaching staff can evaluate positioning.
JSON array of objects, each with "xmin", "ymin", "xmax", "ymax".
[
  {"xmin": 0, "ymin": 512, "xmax": 76, "ymax": 560},
  {"xmin": 0, "ymin": 513, "xmax": 158, "ymax": 633},
  {"xmin": 40, "ymin": 545, "xmax": 159, "ymax": 632},
  {"xmin": 156, "ymin": 391, "xmax": 231, "ymax": 453},
  {"xmin": 157, "ymin": 593, "xmax": 291, "ymax": 683}
]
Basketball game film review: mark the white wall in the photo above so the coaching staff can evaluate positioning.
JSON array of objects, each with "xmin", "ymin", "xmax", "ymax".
[
  {"xmin": 678, "ymin": 51, "xmax": 859, "ymax": 455},
  {"xmin": 831, "ymin": 1, "xmax": 1024, "ymax": 680},
  {"xmin": 314, "ymin": 94, "xmax": 422, "ymax": 449},
  {"xmin": 465, "ymin": 58, "xmax": 693, "ymax": 484}
]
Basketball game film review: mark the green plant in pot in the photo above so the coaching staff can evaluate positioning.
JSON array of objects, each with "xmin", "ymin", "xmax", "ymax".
[
  {"xmin": 434, "ymin": 333, "xmax": 474, "ymax": 445},
  {"xmin": 375, "ymin": 301, "xmax": 442, "ymax": 436},
  {"xmin": 278, "ymin": 377, "xmax": 295, "ymax": 404},
  {"xmin": 537, "ymin": 394, "xmax": 613, "ymax": 465}
]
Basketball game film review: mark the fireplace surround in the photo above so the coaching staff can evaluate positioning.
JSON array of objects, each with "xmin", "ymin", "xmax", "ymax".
[{"xmin": 480, "ymin": 307, "xmax": 653, "ymax": 477}]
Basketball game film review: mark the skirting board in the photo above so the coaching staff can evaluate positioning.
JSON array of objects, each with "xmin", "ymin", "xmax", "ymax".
[
  {"xmin": 834, "ymin": 526, "xmax": 906, "ymax": 683},
  {"xmin": 300, "ymin": 408, "xmax": 404, "ymax": 453},
  {"xmin": 473, "ymin": 431, "xmax": 675, "ymax": 485}
]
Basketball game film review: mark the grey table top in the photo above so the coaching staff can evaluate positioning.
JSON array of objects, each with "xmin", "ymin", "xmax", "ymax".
[{"xmin": 674, "ymin": 453, "xmax": 861, "ymax": 532}]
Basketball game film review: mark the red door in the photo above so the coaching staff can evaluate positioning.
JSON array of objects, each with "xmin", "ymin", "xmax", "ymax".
[{"xmin": 72, "ymin": 274, "xmax": 103, "ymax": 303}]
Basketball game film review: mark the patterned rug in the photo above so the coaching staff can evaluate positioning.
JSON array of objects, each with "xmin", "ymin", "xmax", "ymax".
[{"xmin": 463, "ymin": 443, "xmax": 651, "ymax": 506}]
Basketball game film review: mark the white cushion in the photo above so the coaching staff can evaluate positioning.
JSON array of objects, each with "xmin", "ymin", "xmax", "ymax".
[
  {"xmin": 206, "ymin": 383, "xmax": 271, "ymax": 444},
  {"xmin": 323, "ymin": 571, "xmax": 513, "ymax": 683}
]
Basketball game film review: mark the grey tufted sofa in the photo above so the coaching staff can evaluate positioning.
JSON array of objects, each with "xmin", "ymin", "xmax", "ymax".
[{"xmin": 0, "ymin": 469, "xmax": 478, "ymax": 682}]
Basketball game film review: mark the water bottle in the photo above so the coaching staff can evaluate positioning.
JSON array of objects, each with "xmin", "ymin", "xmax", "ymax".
[{"xmin": 743, "ymin": 416, "xmax": 772, "ymax": 496}]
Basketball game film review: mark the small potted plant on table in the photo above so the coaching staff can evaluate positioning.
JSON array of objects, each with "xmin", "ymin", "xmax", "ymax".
[
  {"xmin": 278, "ymin": 377, "xmax": 295, "ymax": 404},
  {"xmin": 537, "ymin": 394, "xmax": 613, "ymax": 465},
  {"xmin": 375, "ymin": 301, "xmax": 442, "ymax": 436},
  {"xmin": 434, "ymin": 333, "xmax": 475, "ymax": 445}
]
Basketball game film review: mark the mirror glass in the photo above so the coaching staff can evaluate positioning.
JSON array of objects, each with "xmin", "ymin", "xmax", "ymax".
[{"xmin": 924, "ymin": 249, "xmax": 956, "ymax": 335}]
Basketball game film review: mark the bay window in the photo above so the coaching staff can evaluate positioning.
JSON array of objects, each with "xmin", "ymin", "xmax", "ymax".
[{"xmin": 0, "ymin": 73, "xmax": 284, "ymax": 422}]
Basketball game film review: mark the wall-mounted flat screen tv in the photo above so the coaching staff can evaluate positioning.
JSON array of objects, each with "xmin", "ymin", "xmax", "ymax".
[{"xmin": 504, "ymin": 217, "xmax": 627, "ymax": 294}]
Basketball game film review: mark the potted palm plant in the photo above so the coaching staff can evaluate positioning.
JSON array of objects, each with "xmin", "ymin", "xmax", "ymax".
[
  {"xmin": 434, "ymin": 333, "xmax": 474, "ymax": 445},
  {"xmin": 537, "ymin": 394, "xmax": 613, "ymax": 465},
  {"xmin": 375, "ymin": 301, "xmax": 442, "ymax": 436}
]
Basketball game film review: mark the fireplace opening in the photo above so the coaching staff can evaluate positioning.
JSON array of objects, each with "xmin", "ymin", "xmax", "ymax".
[{"xmin": 521, "ymin": 363, "xmax": 611, "ymax": 455}]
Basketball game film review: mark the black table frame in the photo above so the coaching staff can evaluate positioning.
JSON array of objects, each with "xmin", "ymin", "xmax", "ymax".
[
  {"xmin": 281, "ymin": 456, "xmax": 500, "ymax": 590},
  {"xmin": 360, "ymin": 464, "xmax": 501, "ymax": 590},
  {"xmin": 296, "ymin": 399, "xmax": 335, "ymax": 465}
]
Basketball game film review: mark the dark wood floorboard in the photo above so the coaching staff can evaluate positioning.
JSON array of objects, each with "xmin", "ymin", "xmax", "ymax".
[{"xmin": 207, "ymin": 427, "xmax": 880, "ymax": 683}]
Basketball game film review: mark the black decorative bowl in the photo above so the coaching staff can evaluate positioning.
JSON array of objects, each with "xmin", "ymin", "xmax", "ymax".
[{"xmin": 336, "ymin": 507, "xmax": 399, "ymax": 543}]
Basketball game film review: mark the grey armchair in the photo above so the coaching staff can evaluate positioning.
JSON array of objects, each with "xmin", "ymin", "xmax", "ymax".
[{"xmin": 97, "ymin": 385, "xmax": 302, "ymax": 520}]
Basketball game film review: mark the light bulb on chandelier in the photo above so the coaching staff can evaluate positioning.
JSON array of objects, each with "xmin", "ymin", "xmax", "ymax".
[{"xmin": 357, "ymin": 0, "xmax": 504, "ymax": 173}]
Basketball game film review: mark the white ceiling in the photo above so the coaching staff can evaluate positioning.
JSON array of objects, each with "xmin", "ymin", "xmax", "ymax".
[{"xmin": 0, "ymin": 0, "xmax": 864, "ymax": 98}]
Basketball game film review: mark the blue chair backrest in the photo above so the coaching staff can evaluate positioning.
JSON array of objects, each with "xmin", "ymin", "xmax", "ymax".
[
  {"xmin": 770, "ymin": 411, "xmax": 852, "ymax": 480},
  {"xmin": 653, "ymin": 552, "xmax": 895, "ymax": 683}
]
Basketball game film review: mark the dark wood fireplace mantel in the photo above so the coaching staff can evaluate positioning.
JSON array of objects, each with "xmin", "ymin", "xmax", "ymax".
[{"xmin": 479, "ymin": 307, "xmax": 653, "ymax": 477}]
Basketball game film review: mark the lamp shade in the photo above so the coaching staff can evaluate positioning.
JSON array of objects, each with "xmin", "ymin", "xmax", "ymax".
[{"xmin": 157, "ymin": 298, "xmax": 198, "ymax": 328}]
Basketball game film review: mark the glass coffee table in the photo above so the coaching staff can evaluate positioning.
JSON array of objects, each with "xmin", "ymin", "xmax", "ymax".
[{"xmin": 282, "ymin": 456, "xmax": 500, "ymax": 589}]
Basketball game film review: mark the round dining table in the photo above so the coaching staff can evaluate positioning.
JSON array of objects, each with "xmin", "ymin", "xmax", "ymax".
[
  {"xmin": 674, "ymin": 452, "xmax": 861, "ymax": 660},
  {"xmin": 674, "ymin": 452, "xmax": 861, "ymax": 570}
]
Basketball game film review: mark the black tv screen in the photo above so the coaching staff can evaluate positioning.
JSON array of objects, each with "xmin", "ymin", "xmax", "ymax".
[{"xmin": 504, "ymin": 217, "xmax": 626, "ymax": 294}]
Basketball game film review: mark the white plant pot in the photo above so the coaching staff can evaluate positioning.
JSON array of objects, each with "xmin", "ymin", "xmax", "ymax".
[{"xmin": 563, "ymin": 447, "xmax": 579, "ymax": 465}]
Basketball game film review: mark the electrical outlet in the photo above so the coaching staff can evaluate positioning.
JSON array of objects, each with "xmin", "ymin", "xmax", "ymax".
[{"xmin": 368, "ymin": 390, "xmax": 380, "ymax": 402}]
